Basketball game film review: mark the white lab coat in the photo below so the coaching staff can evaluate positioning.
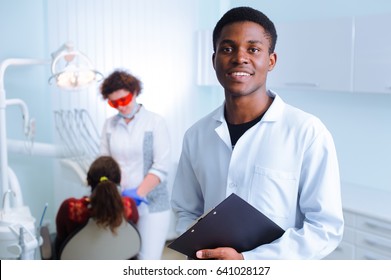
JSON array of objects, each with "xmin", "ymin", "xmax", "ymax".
[
  {"xmin": 100, "ymin": 106, "xmax": 170, "ymax": 192},
  {"xmin": 171, "ymin": 90, "xmax": 344, "ymax": 259}
]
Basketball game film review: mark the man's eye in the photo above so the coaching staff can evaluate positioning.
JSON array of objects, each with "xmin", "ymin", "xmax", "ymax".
[
  {"xmin": 249, "ymin": 48, "xmax": 260, "ymax": 53},
  {"xmin": 221, "ymin": 47, "xmax": 232, "ymax": 53}
]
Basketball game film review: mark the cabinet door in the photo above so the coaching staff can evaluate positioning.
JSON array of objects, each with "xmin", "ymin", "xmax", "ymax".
[
  {"xmin": 355, "ymin": 231, "xmax": 391, "ymax": 258},
  {"xmin": 355, "ymin": 214, "xmax": 391, "ymax": 239},
  {"xmin": 353, "ymin": 14, "xmax": 391, "ymax": 94},
  {"xmin": 267, "ymin": 18, "xmax": 353, "ymax": 92},
  {"xmin": 356, "ymin": 247, "xmax": 391, "ymax": 260}
]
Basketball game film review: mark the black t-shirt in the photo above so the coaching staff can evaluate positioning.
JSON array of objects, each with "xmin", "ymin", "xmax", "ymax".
[{"xmin": 226, "ymin": 112, "xmax": 265, "ymax": 149}]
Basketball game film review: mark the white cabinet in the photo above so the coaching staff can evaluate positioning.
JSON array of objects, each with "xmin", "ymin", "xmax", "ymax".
[
  {"xmin": 326, "ymin": 210, "xmax": 391, "ymax": 260},
  {"xmin": 355, "ymin": 215, "xmax": 391, "ymax": 259},
  {"xmin": 335, "ymin": 210, "xmax": 391, "ymax": 259},
  {"xmin": 325, "ymin": 184, "xmax": 391, "ymax": 260},
  {"xmin": 267, "ymin": 13, "xmax": 391, "ymax": 94},
  {"xmin": 353, "ymin": 14, "xmax": 391, "ymax": 94},
  {"xmin": 267, "ymin": 17, "xmax": 354, "ymax": 92}
]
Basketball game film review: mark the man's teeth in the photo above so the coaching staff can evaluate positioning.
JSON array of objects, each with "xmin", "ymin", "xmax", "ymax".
[{"xmin": 232, "ymin": 72, "xmax": 250, "ymax": 76}]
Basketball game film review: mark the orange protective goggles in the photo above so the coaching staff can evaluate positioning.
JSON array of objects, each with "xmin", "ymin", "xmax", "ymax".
[{"xmin": 108, "ymin": 93, "xmax": 133, "ymax": 108}]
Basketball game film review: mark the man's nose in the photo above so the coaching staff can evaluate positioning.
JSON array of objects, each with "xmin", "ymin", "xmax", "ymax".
[{"xmin": 233, "ymin": 49, "xmax": 249, "ymax": 64}]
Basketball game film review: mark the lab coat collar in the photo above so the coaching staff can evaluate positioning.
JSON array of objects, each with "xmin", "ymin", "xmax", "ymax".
[
  {"xmin": 262, "ymin": 90, "xmax": 285, "ymax": 122},
  {"xmin": 211, "ymin": 90, "xmax": 285, "ymax": 124}
]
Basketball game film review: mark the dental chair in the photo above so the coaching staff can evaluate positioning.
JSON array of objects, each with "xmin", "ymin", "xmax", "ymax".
[{"xmin": 57, "ymin": 218, "xmax": 141, "ymax": 260}]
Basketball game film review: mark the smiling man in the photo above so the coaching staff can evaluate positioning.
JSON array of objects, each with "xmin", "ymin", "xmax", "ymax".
[{"xmin": 171, "ymin": 6, "xmax": 344, "ymax": 260}]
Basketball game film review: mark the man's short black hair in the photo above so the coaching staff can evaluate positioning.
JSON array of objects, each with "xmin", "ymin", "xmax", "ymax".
[{"xmin": 212, "ymin": 6, "xmax": 277, "ymax": 54}]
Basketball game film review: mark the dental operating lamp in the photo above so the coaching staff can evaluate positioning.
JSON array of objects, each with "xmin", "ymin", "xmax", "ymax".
[{"xmin": 48, "ymin": 42, "xmax": 103, "ymax": 90}]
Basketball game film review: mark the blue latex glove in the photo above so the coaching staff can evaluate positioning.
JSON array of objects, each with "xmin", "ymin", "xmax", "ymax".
[{"xmin": 122, "ymin": 188, "xmax": 148, "ymax": 206}]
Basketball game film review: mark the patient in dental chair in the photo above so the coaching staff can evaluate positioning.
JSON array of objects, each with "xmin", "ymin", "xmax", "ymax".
[{"xmin": 54, "ymin": 156, "xmax": 139, "ymax": 259}]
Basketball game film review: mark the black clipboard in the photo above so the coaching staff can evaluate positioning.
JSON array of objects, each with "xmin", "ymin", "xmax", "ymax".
[{"xmin": 168, "ymin": 193, "xmax": 285, "ymax": 259}]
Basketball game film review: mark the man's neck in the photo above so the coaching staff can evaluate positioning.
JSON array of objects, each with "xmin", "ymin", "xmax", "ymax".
[{"xmin": 225, "ymin": 93, "xmax": 272, "ymax": 124}]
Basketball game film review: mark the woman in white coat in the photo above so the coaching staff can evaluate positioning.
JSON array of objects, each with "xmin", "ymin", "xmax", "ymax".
[{"xmin": 100, "ymin": 70, "xmax": 171, "ymax": 260}]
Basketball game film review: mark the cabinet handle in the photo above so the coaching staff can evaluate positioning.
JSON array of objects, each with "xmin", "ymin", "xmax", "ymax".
[
  {"xmin": 361, "ymin": 254, "xmax": 380, "ymax": 260},
  {"xmin": 284, "ymin": 82, "xmax": 319, "ymax": 88},
  {"xmin": 364, "ymin": 239, "xmax": 391, "ymax": 252},
  {"xmin": 365, "ymin": 221, "xmax": 391, "ymax": 234}
]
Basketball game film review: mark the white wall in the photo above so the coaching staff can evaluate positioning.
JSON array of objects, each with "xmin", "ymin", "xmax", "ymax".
[{"xmin": 230, "ymin": 0, "xmax": 391, "ymax": 20}]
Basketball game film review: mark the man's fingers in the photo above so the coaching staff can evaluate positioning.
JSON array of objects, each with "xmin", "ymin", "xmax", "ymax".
[
  {"xmin": 196, "ymin": 250, "xmax": 213, "ymax": 259},
  {"xmin": 196, "ymin": 248, "xmax": 243, "ymax": 260},
  {"xmin": 196, "ymin": 249, "xmax": 222, "ymax": 259}
]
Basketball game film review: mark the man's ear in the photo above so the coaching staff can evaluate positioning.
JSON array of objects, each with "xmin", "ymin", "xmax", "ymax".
[
  {"xmin": 212, "ymin": 53, "xmax": 216, "ymax": 70},
  {"xmin": 268, "ymin": 52, "xmax": 277, "ymax": 71}
]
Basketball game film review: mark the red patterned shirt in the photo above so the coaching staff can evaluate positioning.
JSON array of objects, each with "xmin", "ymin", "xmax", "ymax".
[{"xmin": 55, "ymin": 196, "xmax": 138, "ymax": 257}]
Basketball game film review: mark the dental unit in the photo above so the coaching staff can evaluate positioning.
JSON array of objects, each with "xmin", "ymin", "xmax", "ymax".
[{"xmin": 0, "ymin": 43, "xmax": 101, "ymax": 259}]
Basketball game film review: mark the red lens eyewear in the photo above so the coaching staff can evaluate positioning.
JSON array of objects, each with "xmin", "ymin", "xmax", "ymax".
[{"xmin": 108, "ymin": 93, "xmax": 133, "ymax": 108}]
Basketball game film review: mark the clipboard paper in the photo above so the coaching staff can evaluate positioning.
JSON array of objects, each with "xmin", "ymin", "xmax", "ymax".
[{"xmin": 168, "ymin": 193, "xmax": 285, "ymax": 259}]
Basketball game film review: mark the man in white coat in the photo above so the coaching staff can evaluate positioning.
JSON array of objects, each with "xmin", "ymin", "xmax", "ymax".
[{"xmin": 171, "ymin": 6, "xmax": 344, "ymax": 260}]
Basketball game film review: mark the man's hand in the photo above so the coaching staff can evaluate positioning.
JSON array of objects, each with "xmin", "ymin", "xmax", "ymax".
[{"xmin": 196, "ymin": 247, "xmax": 244, "ymax": 260}]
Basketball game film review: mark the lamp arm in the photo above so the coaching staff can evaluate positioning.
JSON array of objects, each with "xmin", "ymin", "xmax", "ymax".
[
  {"xmin": 50, "ymin": 42, "xmax": 74, "ymax": 60},
  {"xmin": 0, "ymin": 58, "xmax": 49, "ymax": 201},
  {"xmin": 1, "ymin": 58, "xmax": 50, "ymax": 86},
  {"xmin": 5, "ymin": 99, "xmax": 31, "ymax": 136}
]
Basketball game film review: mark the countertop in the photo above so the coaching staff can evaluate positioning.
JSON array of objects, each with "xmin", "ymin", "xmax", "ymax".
[{"xmin": 341, "ymin": 182, "xmax": 391, "ymax": 222}]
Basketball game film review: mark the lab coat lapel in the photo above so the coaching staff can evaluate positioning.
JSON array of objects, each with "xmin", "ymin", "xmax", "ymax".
[{"xmin": 212, "ymin": 105, "xmax": 232, "ymax": 150}]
